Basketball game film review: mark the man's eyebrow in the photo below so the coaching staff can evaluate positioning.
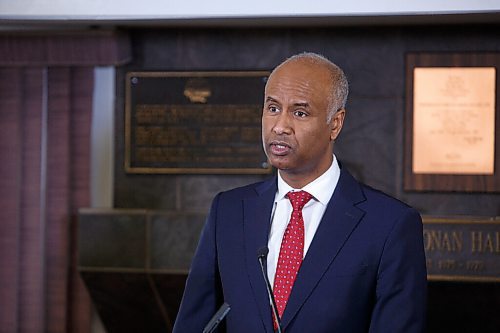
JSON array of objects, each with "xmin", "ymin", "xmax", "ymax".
[
  {"xmin": 293, "ymin": 102, "xmax": 310, "ymax": 108},
  {"xmin": 265, "ymin": 97, "xmax": 309, "ymax": 108},
  {"xmin": 265, "ymin": 96, "xmax": 279, "ymax": 104}
]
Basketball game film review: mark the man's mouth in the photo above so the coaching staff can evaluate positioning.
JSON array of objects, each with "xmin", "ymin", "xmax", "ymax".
[{"xmin": 269, "ymin": 141, "xmax": 292, "ymax": 156}]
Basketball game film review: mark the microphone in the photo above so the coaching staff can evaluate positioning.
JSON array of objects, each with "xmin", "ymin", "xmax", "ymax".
[
  {"xmin": 257, "ymin": 246, "xmax": 282, "ymax": 333},
  {"xmin": 202, "ymin": 302, "xmax": 231, "ymax": 333}
]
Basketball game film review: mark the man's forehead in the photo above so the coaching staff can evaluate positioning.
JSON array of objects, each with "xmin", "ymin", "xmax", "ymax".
[
  {"xmin": 265, "ymin": 66, "xmax": 330, "ymax": 98},
  {"xmin": 268, "ymin": 61, "xmax": 330, "ymax": 87},
  {"xmin": 275, "ymin": 58, "xmax": 329, "ymax": 75}
]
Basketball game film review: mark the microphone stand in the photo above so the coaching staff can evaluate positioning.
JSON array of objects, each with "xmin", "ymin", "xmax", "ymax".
[{"xmin": 257, "ymin": 247, "xmax": 283, "ymax": 333}]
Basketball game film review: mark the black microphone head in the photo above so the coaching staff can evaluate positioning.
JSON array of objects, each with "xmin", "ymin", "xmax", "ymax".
[{"xmin": 257, "ymin": 246, "xmax": 269, "ymax": 259}]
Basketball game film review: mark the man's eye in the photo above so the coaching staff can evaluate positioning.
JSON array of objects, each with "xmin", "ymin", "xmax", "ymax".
[
  {"xmin": 295, "ymin": 111, "xmax": 307, "ymax": 118},
  {"xmin": 269, "ymin": 106, "xmax": 279, "ymax": 113}
]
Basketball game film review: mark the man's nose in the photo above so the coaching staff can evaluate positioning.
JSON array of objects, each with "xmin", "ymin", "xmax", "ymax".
[{"xmin": 272, "ymin": 111, "xmax": 292, "ymax": 135}]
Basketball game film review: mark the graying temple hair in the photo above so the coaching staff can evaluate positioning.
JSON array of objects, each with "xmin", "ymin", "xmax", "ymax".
[{"xmin": 272, "ymin": 52, "xmax": 349, "ymax": 123}]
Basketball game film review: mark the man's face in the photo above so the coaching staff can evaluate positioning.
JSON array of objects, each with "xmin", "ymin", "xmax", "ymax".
[{"xmin": 262, "ymin": 60, "xmax": 344, "ymax": 186}]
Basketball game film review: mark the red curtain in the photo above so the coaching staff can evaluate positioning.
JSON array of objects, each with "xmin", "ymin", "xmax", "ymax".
[
  {"xmin": 0, "ymin": 67, "xmax": 93, "ymax": 332},
  {"xmin": 0, "ymin": 31, "xmax": 130, "ymax": 333}
]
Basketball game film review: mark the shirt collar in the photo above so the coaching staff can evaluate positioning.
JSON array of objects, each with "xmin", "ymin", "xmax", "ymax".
[{"xmin": 276, "ymin": 155, "xmax": 341, "ymax": 205}]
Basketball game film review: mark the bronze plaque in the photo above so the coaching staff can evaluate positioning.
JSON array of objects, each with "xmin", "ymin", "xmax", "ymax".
[
  {"xmin": 423, "ymin": 216, "xmax": 500, "ymax": 282},
  {"xmin": 413, "ymin": 67, "xmax": 496, "ymax": 175},
  {"xmin": 125, "ymin": 71, "xmax": 271, "ymax": 174}
]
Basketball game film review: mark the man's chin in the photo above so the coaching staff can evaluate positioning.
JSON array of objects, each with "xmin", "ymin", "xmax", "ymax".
[{"xmin": 268, "ymin": 156, "xmax": 293, "ymax": 171}]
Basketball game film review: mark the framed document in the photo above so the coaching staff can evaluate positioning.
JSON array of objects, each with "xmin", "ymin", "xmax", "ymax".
[{"xmin": 404, "ymin": 53, "xmax": 500, "ymax": 192}]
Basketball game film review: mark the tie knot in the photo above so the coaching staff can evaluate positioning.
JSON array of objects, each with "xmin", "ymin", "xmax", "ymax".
[{"xmin": 287, "ymin": 191, "xmax": 313, "ymax": 211}]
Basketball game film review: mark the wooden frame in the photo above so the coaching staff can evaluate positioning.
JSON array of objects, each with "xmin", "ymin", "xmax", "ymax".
[{"xmin": 404, "ymin": 53, "xmax": 500, "ymax": 192}]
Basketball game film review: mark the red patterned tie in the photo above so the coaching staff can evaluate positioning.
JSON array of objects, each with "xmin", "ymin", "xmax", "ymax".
[{"xmin": 272, "ymin": 190, "xmax": 313, "ymax": 326}]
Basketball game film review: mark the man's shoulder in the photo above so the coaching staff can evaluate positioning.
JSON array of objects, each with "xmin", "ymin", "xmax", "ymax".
[
  {"xmin": 355, "ymin": 183, "xmax": 421, "ymax": 229},
  {"xmin": 340, "ymin": 168, "xmax": 416, "ymax": 217},
  {"xmin": 217, "ymin": 177, "xmax": 276, "ymax": 201},
  {"xmin": 338, "ymin": 168, "xmax": 409, "ymax": 206},
  {"xmin": 361, "ymin": 184, "xmax": 411, "ymax": 210}
]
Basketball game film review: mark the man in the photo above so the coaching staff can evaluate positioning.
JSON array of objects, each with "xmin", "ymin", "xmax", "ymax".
[{"xmin": 173, "ymin": 52, "xmax": 427, "ymax": 332}]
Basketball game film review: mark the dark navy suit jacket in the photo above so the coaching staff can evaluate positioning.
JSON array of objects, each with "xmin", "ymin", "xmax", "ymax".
[{"xmin": 173, "ymin": 168, "xmax": 427, "ymax": 332}]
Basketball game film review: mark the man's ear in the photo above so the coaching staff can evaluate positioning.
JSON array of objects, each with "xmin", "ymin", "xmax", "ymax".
[{"xmin": 330, "ymin": 109, "xmax": 345, "ymax": 141}]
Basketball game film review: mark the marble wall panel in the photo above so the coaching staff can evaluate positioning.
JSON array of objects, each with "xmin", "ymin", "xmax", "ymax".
[
  {"xmin": 78, "ymin": 211, "xmax": 147, "ymax": 268},
  {"xmin": 150, "ymin": 212, "xmax": 206, "ymax": 271}
]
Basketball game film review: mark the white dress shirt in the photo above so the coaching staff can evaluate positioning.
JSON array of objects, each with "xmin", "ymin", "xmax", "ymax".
[{"xmin": 266, "ymin": 156, "xmax": 341, "ymax": 286}]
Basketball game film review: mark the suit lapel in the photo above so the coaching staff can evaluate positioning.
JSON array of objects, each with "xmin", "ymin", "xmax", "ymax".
[
  {"xmin": 243, "ymin": 178, "xmax": 277, "ymax": 333},
  {"xmin": 280, "ymin": 169, "xmax": 367, "ymax": 330}
]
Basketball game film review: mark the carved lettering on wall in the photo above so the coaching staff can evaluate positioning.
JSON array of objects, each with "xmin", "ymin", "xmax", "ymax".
[{"xmin": 424, "ymin": 216, "xmax": 500, "ymax": 282}]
